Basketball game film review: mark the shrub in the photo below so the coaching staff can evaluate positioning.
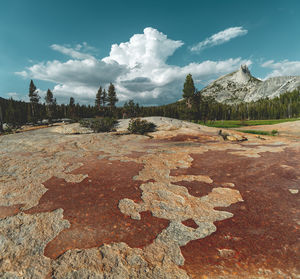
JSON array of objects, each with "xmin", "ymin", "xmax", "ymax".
[
  {"xmin": 80, "ymin": 118, "xmax": 118, "ymax": 133},
  {"xmin": 271, "ymin": 129, "xmax": 278, "ymax": 136},
  {"xmin": 1, "ymin": 124, "xmax": 13, "ymax": 134},
  {"xmin": 128, "ymin": 118, "xmax": 156, "ymax": 135},
  {"xmin": 79, "ymin": 119, "xmax": 90, "ymax": 128}
]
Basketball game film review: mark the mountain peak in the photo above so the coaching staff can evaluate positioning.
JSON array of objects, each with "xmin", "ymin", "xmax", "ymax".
[
  {"xmin": 230, "ymin": 64, "xmax": 252, "ymax": 84},
  {"xmin": 201, "ymin": 65, "xmax": 300, "ymax": 104},
  {"xmin": 240, "ymin": 64, "xmax": 250, "ymax": 75}
]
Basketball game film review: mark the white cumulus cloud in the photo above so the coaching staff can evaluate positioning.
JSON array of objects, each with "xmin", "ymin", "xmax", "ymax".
[
  {"xmin": 17, "ymin": 59, "xmax": 127, "ymax": 86},
  {"xmin": 261, "ymin": 59, "xmax": 300, "ymax": 78},
  {"xmin": 190, "ymin": 27, "xmax": 248, "ymax": 52},
  {"xmin": 103, "ymin": 27, "xmax": 184, "ymax": 68},
  {"xmin": 16, "ymin": 27, "xmax": 251, "ymax": 105},
  {"xmin": 16, "ymin": 58, "xmax": 128, "ymax": 102}
]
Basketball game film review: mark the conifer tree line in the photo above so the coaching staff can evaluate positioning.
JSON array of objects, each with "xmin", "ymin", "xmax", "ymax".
[
  {"xmin": 139, "ymin": 74, "xmax": 300, "ymax": 122},
  {"xmin": 0, "ymin": 80, "xmax": 97, "ymax": 126},
  {"xmin": 1, "ymin": 76, "xmax": 300, "ymax": 127},
  {"xmin": 94, "ymin": 83, "xmax": 118, "ymax": 116}
]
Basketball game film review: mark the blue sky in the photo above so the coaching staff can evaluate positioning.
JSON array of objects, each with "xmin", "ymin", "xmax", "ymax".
[{"xmin": 1, "ymin": 0, "xmax": 300, "ymax": 105}]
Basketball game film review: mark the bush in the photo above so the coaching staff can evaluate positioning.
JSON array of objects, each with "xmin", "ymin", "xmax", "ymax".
[
  {"xmin": 1, "ymin": 124, "xmax": 13, "ymax": 134},
  {"xmin": 79, "ymin": 119, "xmax": 90, "ymax": 128},
  {"xmin": 80, "ymin": 118, "xmax": 118, "ymax": 133},
  {"xmin": 271, "ymin": 129, "xmax": 278, "ymax": 136},
  {"xmin": 128, "ymin": 118, "xmax": 156, "ymax": 135}
]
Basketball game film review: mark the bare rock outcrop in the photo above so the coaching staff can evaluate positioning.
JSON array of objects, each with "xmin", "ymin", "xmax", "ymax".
[
  {"xmin": 0, "ymin": 118, "xmax": 299, "ymax": 278},
  {"xmin": 0, "ymin": 209, "xmax": 69, "ymax": 278}
]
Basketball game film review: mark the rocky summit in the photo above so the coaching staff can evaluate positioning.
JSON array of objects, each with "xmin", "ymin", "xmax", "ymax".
[
  {"xmin": 201, "ymin": 65, "xmax": 300, "ymax": 103},
  {"xmin": 0, "ymin": 117, "xmax": 300, "ymax": 279}
]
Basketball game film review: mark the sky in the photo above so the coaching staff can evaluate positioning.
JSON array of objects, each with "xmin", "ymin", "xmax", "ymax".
[{"xmin": 1, "ymin": 0, "xmax": 300, "ymax": 105}]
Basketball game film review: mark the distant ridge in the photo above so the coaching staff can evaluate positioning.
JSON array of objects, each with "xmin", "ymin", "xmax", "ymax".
[{"xmin": 200, "ymin": 65, "xmax": 300, "ymax": 104}]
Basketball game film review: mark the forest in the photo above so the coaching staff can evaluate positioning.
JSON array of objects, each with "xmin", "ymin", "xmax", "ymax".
[
  {"xmin": 146, "ymin": 88, "xmax": 300, "ymax": 122},
  {"xmin": 1, "ymin": 76, "xmax": 300, "ymax": 129}
]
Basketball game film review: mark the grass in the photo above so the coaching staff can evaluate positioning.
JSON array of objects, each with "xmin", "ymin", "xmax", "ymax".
[
  {"xmin": 237, "ymin": 129, "xmax": 278, "ymax": 136},
  {"xmin": 197, "ymin": 118, "xmax": 300, "ymax": 128}
]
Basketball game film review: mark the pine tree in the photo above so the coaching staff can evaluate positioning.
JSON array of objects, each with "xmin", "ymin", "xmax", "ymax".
[
  {"xmin": 45, "ymin": 89, "xmax": 54, "ymax": 104},
  {"xmin": 123, "ymin": 100, "xmax": 139, "ymax": 118},
  {"xmin": 45, "ymin": 89, "xmax": 54, "ymax": 121},
  {"xmin": 28, "ymin": 80, "xmax": 40, "ymax": 121},
  {"xmin": 102, "ymin": 89, "xmax": 107, "ymax": 106},
  {"xmin": 107, "ymin": 83, "xmax": 118, "ymax": 111},
  {"xmin": 69, "ymin": 97, "xmax": 75, "ymax": 106},
  {"xmin": 182, "ymin": 74, "xmax": 196, "ymax": 108},
  {"xmin": 68, "ymin": 97, "xmax": 75, "ymax": 119},
  {"xmin": 52, "ymin": 98, "xmax": 57, "ymax": 119},
  {"xmin": 95, "ymin": 86, "xmax": 102, "ymax": 110}
]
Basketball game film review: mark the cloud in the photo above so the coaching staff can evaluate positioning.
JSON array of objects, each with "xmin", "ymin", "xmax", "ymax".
[
  {"xmin": 50, "ymin": 44, "xmax": 93, "ymax": 60},
  {"xmin": 190, "ymin": 27, "xmax": 248, "ymax": 52},
  {"xmin": 102, "ymin": 27, "xmax": 250, "ymax": 104},
  {"xmin": 121, "ymin": 77, "xmax": 157, "ymax": 93},
  {"xmin": 261, "ymin": 59, "xmax": 300, "ymax": 78},
  {"xmin": 50, "ymin": 42, "xmax": 97, "ymax": 60},
  {"xmin": 103, "ymin": 27, "xmax": 184, "ymax": 68},
  {"xmin": 6, "ymin": 92, "xmax": 21, "ymax": 100},
  {"xmin": 17, "ymin": 59, "xmax": 127, "ymax": 86},
  {"xmin": 16, "ymin": 27, "xmax": 250, "ymax": 105}
]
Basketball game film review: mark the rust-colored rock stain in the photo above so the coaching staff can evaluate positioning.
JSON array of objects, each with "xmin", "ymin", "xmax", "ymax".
[
  {"xmin": 171, "ymin": 149, "xmax": 300, "ymax": 277},
  {"xmin": 151, "ymin": 134, "xmax": 217, "ymax": 144},
  {"xmin": 166, "ymin": 134, "xmax": 215, "ymax": 142},
  {"xmin": 173, "ymin": 180, "xmax": 214, "ymax": 198},
  {"xmin": 182, "ymin": 219, "xmax": 199, "ymax": 229},
  {"xmin": 26, "ymin": 156, "xmax": 169, "ymax": 259},
  {"xmin": 0, "ymin": 204, "xmax": 23, "ymax": 218}
]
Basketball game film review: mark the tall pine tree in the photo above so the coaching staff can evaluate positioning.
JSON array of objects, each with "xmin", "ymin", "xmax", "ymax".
[
  {"xmin": 45, "ymin": 89, "xmax": 54, "ymax": 121},
  {"xmin": 28, "ymin": 80, "xmax": 40, "ymax": 121},
  {"xmin": 69, "ymin": 97, "xmax": 75, "ymax": 119},
  {"xmin": 182, "ymin": 74, "xmax": 196, "ymax": 108},
  {"xmin": 102, "ymin": 88, "xmax": 107, "ymax": 106},
  {"xmin": 107, "ymin": 83, "xmax": 118, "ymax": 111},
  {"xmin": 182, "ymin": 74, "xmax": 199, "ymax": 119},
  {"xmin": 95, "ymin": 86, "xmax": 102, "ymax": 110}
]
